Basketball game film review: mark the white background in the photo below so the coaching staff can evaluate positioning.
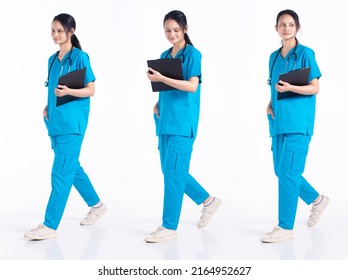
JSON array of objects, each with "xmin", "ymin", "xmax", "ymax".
[{"xmin": 0, "ymin": 0, "xmax": 347, "ymax": 278}]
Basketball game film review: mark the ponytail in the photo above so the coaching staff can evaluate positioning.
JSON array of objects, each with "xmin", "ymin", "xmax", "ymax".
[
  {"xmin": 184, "ymin": 33, "xmax": 193, "ymax": 46},
  {"xmin": 71, "ymin": 34, "xmax": 82, "ymax": 50}
]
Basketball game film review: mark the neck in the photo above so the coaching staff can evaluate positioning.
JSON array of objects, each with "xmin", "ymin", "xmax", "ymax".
[
  {"xmin": 59, "ymin": 42, "xmax": 73, "ymax": 57},
  {"xmin": 172, "ymin": 40, "xmax": 186, "ymax": 55},
  {"xmin": 281, "ymin": 38, "xmax": 297, "ymax": 56},
  {"xmin": 282, "ymin": 38, "xmax": 297, "ymax": 50}
]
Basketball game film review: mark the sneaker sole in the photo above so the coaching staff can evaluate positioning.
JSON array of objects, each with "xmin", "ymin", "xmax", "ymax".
[
  {"xmin": 145, "ymin": 234, "xmax": 177, "ymax": 243},
  {"xmin": 261, "ymin": 234, "xmax": 294, "ymax": 243},
  {"xmin": 24, "ymin": 234, "xmax": 57, "ymax": 240}
]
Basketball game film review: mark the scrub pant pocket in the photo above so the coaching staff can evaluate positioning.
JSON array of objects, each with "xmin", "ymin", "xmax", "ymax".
[
  {"xmin": 282, "ymin": 134, "xmax": 310, "ymax": 174},
  {"xmin": 164, "ymin": 137, "xmax": 193, "ymax": 174}
]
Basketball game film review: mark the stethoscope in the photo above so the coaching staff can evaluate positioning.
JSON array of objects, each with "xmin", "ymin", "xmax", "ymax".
[
  {"xmin": 44, "ymin": 47, "xmax": 73, "ymax": 87},
  {"xmin": 267, "ymin": 38, "xmax": 298, "ymax": 86},
  {"xmin": 165, "ymin": 43, "xmax": 187, "ymax": 63}
]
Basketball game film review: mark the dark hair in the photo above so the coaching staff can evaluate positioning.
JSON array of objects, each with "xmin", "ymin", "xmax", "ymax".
[
  {"xmin": 276, "ymin": 9, "xmax": 301, "ymax": 32},
  {"xmin": 53, "ymin": 13, "xmax": 82, "ymax": 50},
  {"xmin": 163, "ymin": 10, "xmax": 193, "ymax": 46}
]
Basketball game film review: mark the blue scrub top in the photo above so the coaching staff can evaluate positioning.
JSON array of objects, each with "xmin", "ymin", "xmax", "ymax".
[
  {"xmin": 155, "ymin": 44, "xmax": 202, "ymax": 138},
  {"xmin": 268, "ymin": 43, "xmax": 321, "ymax": 136},
  {"xmin": 45, "ymin": 48, "xmax": 95, "ymax": 136}
]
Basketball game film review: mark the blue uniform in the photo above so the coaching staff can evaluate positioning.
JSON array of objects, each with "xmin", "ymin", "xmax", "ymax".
[
  {"xmin": 155, "ymin": 44, "xmax": 209, "ymax": 230},
  {"xmin": 43, "ymin": 48, "xmax": 100, "ymax": 230},
  {"xmin": 267, "ymin": 43, "xmax": 321, "ymax": 229}
]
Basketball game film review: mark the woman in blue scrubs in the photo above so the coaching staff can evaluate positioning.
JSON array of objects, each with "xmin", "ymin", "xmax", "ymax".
[
  {"xmin": 25, "ymin": 13, "xmax": 106, "ymax": 240},
  {"xmin": 262, "ymin": 9, "xmax": 329, "ymax": 243},
  {"xmin": 145, "ymin": 10, "xmax": 222, "ymax": 243}
]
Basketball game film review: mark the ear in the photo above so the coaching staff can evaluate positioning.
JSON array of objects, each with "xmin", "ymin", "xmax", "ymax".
[
  {"xmin": 69, "ymin": 28, "xmax": 75, "ymax": 37},
  {"xmin": 275, "ymin": 25, "xmax": 278, "ymax": 32},
  {"xmin": 184, "ymin": 25, "xmax": 188, "ymax": 33}
]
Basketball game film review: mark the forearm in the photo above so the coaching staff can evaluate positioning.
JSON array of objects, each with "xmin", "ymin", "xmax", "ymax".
[
  {"xmin": 289, "ymin": 79, "xmax": 319, "ymax": 95},
  {"xmin": 160, "ymin": 76, "xmax": 198, "ymax": 93},
  {"xmin": 67, "ymin": 82, "xmax": 95, "ymax": 97}
]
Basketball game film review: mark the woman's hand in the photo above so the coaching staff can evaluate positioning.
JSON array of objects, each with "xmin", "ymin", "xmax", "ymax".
[
  {"xmin": 153, "ymin": 102, "xmax": 159, "ymax": 119},
  {"xmin": 147, "ymin": 67, "xmax": 163, "ymax": 82},
  {"xmin": 54, "ymin": 85, "xmax": 69, "ymax": 97},
  {"xmin": 275, "ymin": 80, "xmax": 291, "ymax": 93},
  {"xmin": 266, "ymin": 101, "xmax": 274, "ymax": 119},
  {"xmin": 43, "ymin": 105, "xmax": 48, "ymax": 121}
]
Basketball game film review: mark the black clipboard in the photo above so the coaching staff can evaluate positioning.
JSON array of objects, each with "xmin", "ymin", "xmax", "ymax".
[
  {"xmin": 56, "ymin": 67, "xmax": 86, "ymax": 107},
  {"xmin": 147, "ymin": 58, "xmax": 184, "ymax": 92},
  {"xmin": 277, "ymin": 67, "xmax": 310, "ymax": 100}
]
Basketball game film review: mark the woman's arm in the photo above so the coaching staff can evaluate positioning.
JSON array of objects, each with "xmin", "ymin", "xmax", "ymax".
[
  {"xmin": 147, "ymin": 67, "xmax": 199, "ymax": 93},
  {"xmin": 276, "ymin": 78, "xmax": 319, "ymax": 96},
  {"xmin": 55, "ymin": 81, "xmax": 95, "ymax": 98}
]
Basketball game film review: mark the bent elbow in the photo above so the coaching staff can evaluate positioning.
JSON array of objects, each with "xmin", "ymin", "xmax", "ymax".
[
  {"xmin": 314, "ymin": 86, "xmax": 320, "ymax": 95},
  {"xmin": 189, "ymin": 85, "xmax": 198, "ymax": 93}
]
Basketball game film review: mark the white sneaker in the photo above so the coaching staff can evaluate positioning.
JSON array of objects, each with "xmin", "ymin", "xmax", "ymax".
[
  {"xmin": 80, "ymin": 203, "xmax": 107, "ymax": 226},
  {"xmin": 24, "ymin": 224, "xmax": 57, "ymax": 240},
  {"xmin": 261, "ymin": 226, "xmax": 294, "ymax": 243},
  {"xmin": 307, "ymin": 195, "xmax": 330, "ymax": 227},
  {"xmin": 197, "ymin": 197, "xmax": 222, "ymax": 228},
  {"xmin": 145, "ymin": 226, "xmax": 177, "ymax": 243}
]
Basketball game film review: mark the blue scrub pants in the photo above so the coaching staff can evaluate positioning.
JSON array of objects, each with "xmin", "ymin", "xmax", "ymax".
[
  {"xmin": 272, "ymin": 134, "xmax": 319, "ymax": 230},
  {"xmin": 44, "ymin": 134, "xmax": 100, "ymax": 230},
  {"xmin": 159, "ymin": 135, "xmax": 210, "ymax": 230}
]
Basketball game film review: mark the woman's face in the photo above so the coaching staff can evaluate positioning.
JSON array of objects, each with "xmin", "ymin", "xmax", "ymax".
[
  {"xmin": 164, "ymin": 19, "xmax": 186, "ymax": 45},
  {"xmin": 276, "ymin": 14, "xmax": 298, "ymax": 41},
  {"xmin": 51, "ymin": 20, "xmax": 72, "ymax": 45}
]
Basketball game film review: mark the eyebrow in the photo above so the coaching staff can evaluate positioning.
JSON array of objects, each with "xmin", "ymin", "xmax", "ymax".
[
  {"xmin": 278, "ymin": 21, "xmax": 295, "ymax": 24},
  {"xmin": 165, "ymin": 27, "xmax": 181, "ymax": 30}
]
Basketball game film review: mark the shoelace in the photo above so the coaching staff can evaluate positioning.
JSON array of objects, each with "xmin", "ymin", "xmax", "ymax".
[
  {"xmin": 309, "ymin": 204, "xmax": 321, "ymax": 216},
  {"xmin": 151, "ymin": 226, "xmax": 164, "ymax": 235},
  {"xmin": 267, "ymin": 227, "xmax": 280, "ymax": 235},
  {"xmin": 85, "ymin": 205, "xmax": 104, "ymax": 217},
  {"xmin": 32, "ymin": 224, "xmax": 45, "ymax": 232},
  {"xmin": 84, "ymin": 209, "xmax": 98, "ymax": 220}
]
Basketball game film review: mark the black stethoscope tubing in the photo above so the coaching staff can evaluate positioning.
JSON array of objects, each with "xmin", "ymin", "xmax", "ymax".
[
  {"xmin": 44, "ymin": 47, "xmax": 73, "ymax": 87},
  {"xmin": 267, "ymin": 39, "xmax": 298, "ymax": 86}
]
